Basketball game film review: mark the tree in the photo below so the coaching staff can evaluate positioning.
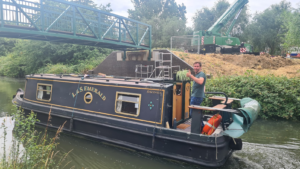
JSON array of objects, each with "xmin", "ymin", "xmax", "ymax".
[
  {"xmin": 144, "ymin": 16, "xmax": 185, "ymax": 48},
  {"xmin": 242, "ymin": 0, "xmax": 291, "ymax": 54},
  {"xmin": 184, "ymin": 27, "xmax": 194, "ymax": 35},
  {"xmin": 192, "ymin": 0, "xmax": 250, "ymax": 37},
  {"xmin": 282, "ymin": 5, "xmax": 300, "ymax": 49},
  {"xmin": 128, "ymin": 0, "xmax": 186, "ymax": 21},
  {"xmin": 128, "ymin": 0, "xmax": 187, "ymax": 48},
  {"xmin": 0, "ymin": 38, "xmax": 16, "ymax": 57}
]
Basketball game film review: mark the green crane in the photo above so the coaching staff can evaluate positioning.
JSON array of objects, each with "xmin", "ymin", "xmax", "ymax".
[{"xmin": 192, "ymin": 0, "xmax": 257, "ymax": 55}]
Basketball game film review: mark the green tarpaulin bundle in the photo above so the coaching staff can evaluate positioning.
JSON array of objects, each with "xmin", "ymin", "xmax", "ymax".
[{"xmin": 223, "ymin": 98, "xmax": 261, "ymax": 138}]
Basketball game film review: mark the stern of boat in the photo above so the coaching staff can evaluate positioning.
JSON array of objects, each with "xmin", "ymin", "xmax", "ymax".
[{"xmin": 12, "ymin": 88, "xmax": 24, "ymax": 107}]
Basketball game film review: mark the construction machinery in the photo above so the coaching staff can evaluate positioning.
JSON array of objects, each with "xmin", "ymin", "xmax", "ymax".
[{"xmin": 192, "ymin": 0, "xmax": 259, "ymax": 55}]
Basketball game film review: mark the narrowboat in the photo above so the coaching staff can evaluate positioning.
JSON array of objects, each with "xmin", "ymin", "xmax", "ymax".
[{"xmin": 12, "ymin": 74, "xmax": 261, "ymax": 167}]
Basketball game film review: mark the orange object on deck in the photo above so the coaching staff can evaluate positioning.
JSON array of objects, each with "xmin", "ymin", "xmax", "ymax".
[{"xmin": 202, "ymin": 114, "xmax": 222, "ymax": 135}]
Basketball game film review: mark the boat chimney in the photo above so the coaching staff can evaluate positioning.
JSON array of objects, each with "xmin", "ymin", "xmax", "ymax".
[{"xmin": 173, "ymin": 71, "xmax": 177, "ymax": 81}]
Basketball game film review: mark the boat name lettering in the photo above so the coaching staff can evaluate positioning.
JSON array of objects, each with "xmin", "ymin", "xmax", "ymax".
[
  {"xmin": 147, "ymin": 90, "xmax": 162, "ymax": 95},
  {"xmin": 72, "ymin": 86, "xmax": 106, "ymax": 101}
]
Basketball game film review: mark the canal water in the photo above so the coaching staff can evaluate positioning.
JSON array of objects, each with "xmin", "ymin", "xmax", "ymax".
[{"xmin": 1, "ymin": 77, "xmax": 300, "ymax": 169}]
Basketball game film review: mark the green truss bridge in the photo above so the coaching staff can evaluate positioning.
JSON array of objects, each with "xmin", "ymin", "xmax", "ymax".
[{"xmin": 0, "ymin": 0, "xmax": 152, "ymax": 59}]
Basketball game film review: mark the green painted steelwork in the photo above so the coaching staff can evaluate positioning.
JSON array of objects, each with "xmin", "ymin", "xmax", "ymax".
[
  {"xmin": 0, "ymin": 0, "xmax": 152, "ymax": 59},
  {"xmin": 191, "ymin": 0, "xmax": 253, "ymax": 53},
  {"xmin": 244, "ymin": 43, "xmax": 252, "ymax": 52},
  {"xmin": 121, "ymin": 19, "xmax": 136, "ymax": 45},
  {"xmin": 11, "ymin": 0, "xmax": 41, "ymax": 31},
  {"xmin": 207, "ymin": 0, "xmax": 248, "ymax": 36},
  {"xmin": 192, "ymin": 33, "xmax": 241, "ymax": 47},
  {"xmin": 225, "ymin": 7, "xmax": 244, "ymax": 36},
  {"xmin": 192, "ymin": 0, "xmax": 248, "ymax": 38},
  {"xmin": 45, "ymin": 5, "xmax": 71, "ymax": 32}
]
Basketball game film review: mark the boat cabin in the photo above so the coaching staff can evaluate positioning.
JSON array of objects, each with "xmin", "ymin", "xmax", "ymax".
[{"xmin": 21, "ymin": 74, "xmax": 197, "ymax": 129}]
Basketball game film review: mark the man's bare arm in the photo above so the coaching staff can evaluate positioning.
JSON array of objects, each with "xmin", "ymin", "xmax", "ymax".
[
  {"xmin": 186, "ymin": 70, "xmax": 204, "ymax": 85},
  {"xmin": 189, "ymin": 75, "xmax": 204, "ymax": 85}
]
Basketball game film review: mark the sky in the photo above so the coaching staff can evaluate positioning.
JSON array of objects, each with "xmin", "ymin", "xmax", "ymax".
[{"xmin": 93, "ymin": 0, "xmax": 299, "ymax": 27}]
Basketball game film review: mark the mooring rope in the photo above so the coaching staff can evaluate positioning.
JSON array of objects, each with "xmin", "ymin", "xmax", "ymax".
[
  {"xmin": 233, "ymin": 137, "xmax": 237, "ymax": 145},
  {"xmin": 215, "ymin": 133, "xmax": 218, "ymax": 160}
]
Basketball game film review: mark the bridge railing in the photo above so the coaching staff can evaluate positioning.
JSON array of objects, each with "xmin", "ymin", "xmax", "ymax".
[{"xmin": 0, "ymin": 0, "xmax": 151, "ymax": 50}]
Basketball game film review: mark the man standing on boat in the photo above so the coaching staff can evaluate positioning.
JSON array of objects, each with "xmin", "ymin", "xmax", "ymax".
[{"xmin": 186, "ymin": 62, "xmax": 206, "ymax": 118}]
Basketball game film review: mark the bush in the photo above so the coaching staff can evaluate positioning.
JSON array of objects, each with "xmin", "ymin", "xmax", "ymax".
[
  {"xmin": 0, "ymin": 39, "xmax": 112, "ymax": 77},
  {"xmin": 204, "ymin": 72, "xmax": 300, "ymax": 120},
  {"xmin": 35, "ymin": 56, "xmax": 105, "ymax": 75}
]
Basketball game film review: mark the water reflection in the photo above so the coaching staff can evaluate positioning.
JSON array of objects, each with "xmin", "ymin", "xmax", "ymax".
[
  {"xmin": 242, "ymin": 120, "xmax": 300, "ymax": 152},
  {"xmin": 1, "ymin": 76, "xmax": 300, "ymax": 169},
  {"xmin": 54, "ymin": 120, "xmax": 300, "ymax": 169},
  {"xmin": 0, "ymin": 77, "xmax": 24, "ymax": 117},
  {"xmin": 0, "ymin": 117, "xmax": 25, "ymax": 160},
  {"xmin": 54, "ymin": 132, "xmax": 203, "ymax": 169}
]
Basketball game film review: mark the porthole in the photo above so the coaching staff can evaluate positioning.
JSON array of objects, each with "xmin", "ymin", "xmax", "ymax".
[{"xmin": 84, "ymin": 92, "xmax": 93, "ymax": 104}]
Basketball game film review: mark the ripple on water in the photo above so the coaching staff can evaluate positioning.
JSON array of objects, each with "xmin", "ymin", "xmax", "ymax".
[{"xmin": 225, "ymin": 142, "xmax": 300, "ymax": 169}]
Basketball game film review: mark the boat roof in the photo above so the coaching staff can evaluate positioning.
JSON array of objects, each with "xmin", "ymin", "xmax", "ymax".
[{"xmin": 26, "ymin": 74, "xmax": 173, "ymax": 89}]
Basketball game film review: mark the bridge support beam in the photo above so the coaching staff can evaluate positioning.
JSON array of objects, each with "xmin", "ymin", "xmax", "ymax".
[
  {"xmin": 102, "ymin": 19, "xmax": 118, "ymax": 39},
  {"xmin": 11, "ymin": 0, "xmax": 40, "ymax": 31},
  {"xmin": 138, "ymin": 28, "xmax": 148, "ymax": 46},
  {"xmin": 40, "ymin": 0, "xmax": 44, "ymax": 31},
  {"xmin": 76, "ymin": 7, "xmax": 98, "ymax": 39},
  {"xmin": 46, "ymin": 5, "xmax": 71, "ymax": 32},
  {"xmin": 121, "ymin": 19, "xmax": 136, "ymax": 45}
]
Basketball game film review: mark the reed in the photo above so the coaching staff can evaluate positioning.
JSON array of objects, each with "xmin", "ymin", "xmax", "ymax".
[{"xmin": 0, "ymin": 106, "xmax": 72, "ymax": 169}]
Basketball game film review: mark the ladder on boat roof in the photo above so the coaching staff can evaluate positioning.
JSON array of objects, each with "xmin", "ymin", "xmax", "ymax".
[
  {"xmin": 149, "ymin": 52, "xmax": 180, "ymax": 79},
  {"xmin": 135, "ymin": 64, "xmax": 153, "ymax": 78}
]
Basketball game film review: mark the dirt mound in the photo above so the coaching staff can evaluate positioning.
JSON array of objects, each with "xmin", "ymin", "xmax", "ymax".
[
  {"xmin": 172, "ymin": 51, "xmax": 300, "ymax": 78},
  {"xmin": 211, "ymin": 53, "xmax": 295, "ymax": 69}
]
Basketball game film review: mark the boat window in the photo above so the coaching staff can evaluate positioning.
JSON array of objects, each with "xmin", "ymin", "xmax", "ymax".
[
  {"xmin": 36, "ymin": 83, "xmax": 52, "ymax": 101},
  {"xmin": 84, "ymin": 92, "xmax": 93, "ymax": 104},
  {"xmin": 115, "ymin": 92, "xmax": 141, "ymax": 117}
]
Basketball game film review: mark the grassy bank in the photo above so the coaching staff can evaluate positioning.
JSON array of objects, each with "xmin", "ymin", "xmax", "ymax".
[
  {"xmin": 204, "ymin": 72, "xmax": 300, "ymax": 120},
  {"xmin": 0, "ymin": 107, "xmax": 70, "ymax": 168}
]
